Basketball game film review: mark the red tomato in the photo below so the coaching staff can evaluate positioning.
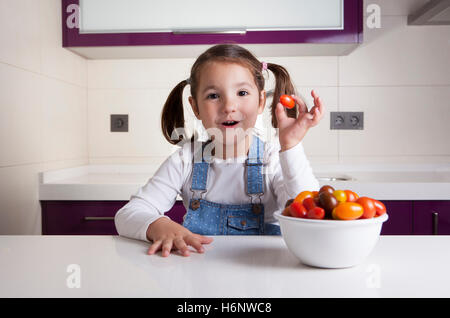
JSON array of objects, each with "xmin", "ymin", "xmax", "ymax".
[
  {"xmin": 289, "ymin": 202, "xmax": 307, "ymax": 218},
  {"xmin": 280, "ymin": 94, "xmax": 295, "ymax": 109},
  {"xmin": 372, "ymin": 199, "xmax": 386, "ymax": 216},
  {"xmin": 281, "ymin": 207, "xmax": 291, "ymax": 216},
  {"xmin": 344, "ymin": 190, "xmax": 359, "ymax": 202},
  {"xmin": 306, "ymin": 207, "xmax": 325, "ymax": 219},
  {"xmin": 303, "ymin": 197, "xmax": 316, "ymax": 211},
  {"xmin": 356, "ymin": 197, "xmax": 376, "ymax": 219}
]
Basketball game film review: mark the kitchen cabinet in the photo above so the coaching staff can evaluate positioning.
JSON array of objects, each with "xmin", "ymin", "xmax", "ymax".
[
  {"xmin": 62, "ymin": 0, "xmax": 363, "ymax": 58},
  {"xmin": 41, "ymin": 200, "xmax": 186, "ymax": 235},
  {"xmin": 41, "ymin": 200, "xmax": 450, "ymax": 235},
  {"xmin": 380, "ymin": 201, "xmax": 413, "ymax": 235},
  {"xmin": 413, "ymin": 201, "xmax": 450, "ymax": 235},
  {"xmin": 381, "ymin": 200, "xmax": 450, "ymax": 235}
]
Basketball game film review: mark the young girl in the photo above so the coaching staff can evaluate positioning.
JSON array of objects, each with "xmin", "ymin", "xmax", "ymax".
[{"xmin": 115, "ymin": 43, "xmax": 324, "ymax": 257}]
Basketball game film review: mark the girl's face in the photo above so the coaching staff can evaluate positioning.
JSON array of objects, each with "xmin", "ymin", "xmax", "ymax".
[{"xmin": 189, "ymin": 61, "xmax": 265, "ymax": 147}]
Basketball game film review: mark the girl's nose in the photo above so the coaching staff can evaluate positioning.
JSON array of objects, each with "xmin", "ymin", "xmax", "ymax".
[{"xmin": 222, "ymin": 97, "xmax": 238, "ymax": 114}]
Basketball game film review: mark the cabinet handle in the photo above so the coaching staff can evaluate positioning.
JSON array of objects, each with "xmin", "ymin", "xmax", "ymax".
[
  {"xmin": 172, "ymin": 28, "xmax": 247, "ymax": 35},
  {"xmin": 84, "ymin": 217, "xmax": 115, "ymax": 221},
  {"xmin": 432, "ymin": 212, "xmax": 439, "ymax": 235}
]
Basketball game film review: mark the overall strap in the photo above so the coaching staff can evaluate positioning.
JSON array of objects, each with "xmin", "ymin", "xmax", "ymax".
[
  {"xmin": 190, "ymin": 139, "xmax": 211, "ymax": 199},
  {"xmin": 246, "ymin": 135, "xmax": 265, "ymax": 200}
]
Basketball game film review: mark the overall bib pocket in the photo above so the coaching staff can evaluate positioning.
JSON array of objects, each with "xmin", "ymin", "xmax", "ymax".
[{"xmin": 227, "ymin": 215, "xmax": 261, "ymax": 235}]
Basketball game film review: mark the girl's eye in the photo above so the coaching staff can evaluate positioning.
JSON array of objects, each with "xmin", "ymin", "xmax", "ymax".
[
  {"xmin": 207, "ymin": 93, "xmax": 219, "ymax": 99},
  {"xmin": 239, "ymin": 91, "xmax": 249, "ymax": 96}
]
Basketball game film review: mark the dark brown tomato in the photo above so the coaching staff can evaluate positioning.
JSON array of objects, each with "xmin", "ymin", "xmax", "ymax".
[
  {"xmin": 319, "ymin": 191, "xmax": 338, "ymax": 218},
  {"xmin": 319, "ymin": 185, "xmax": 335, "ymax": 195}
]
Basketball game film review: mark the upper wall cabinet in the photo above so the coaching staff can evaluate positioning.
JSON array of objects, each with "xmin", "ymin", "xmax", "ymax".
[{"xmin": 62, "ymin": 0, "xmax": 363, "ymax": 58}]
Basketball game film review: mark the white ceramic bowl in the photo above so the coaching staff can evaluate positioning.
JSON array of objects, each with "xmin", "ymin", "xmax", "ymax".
[{"xmin": 274, "ymin": 211, "xmax": 389, "ymax": 269}]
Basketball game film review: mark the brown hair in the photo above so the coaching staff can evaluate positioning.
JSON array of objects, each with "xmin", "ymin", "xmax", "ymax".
[{"xmin": 161, "ymin": 43, "xmax": 298, "ymax": 145}]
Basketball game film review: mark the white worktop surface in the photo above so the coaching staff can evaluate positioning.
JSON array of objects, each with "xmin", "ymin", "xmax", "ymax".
[
  {"xmin": 38, "ymin": 163, "xmax": 450, "ymax": 200},
  {"xmin": 0, "ymin": 235, "xmax": 449, "ymax": 298}
]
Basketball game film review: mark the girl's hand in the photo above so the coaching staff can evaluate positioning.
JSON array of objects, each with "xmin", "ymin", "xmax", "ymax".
[
  {"xmin": 275, "ymin": 90, "xmax": 325, "ymax": 151},
  {"xmin": 146, "ymin": 217, "xmax": 213, "ymax": 257}
]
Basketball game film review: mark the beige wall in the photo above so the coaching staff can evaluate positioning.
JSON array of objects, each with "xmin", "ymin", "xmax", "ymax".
[
  {"xmin": 87, "ymin": 0, "xmax": 450, "ymax": 166},
  {"xmin": 0, "ymin": 0, "xmax": 88, "ymax": 234},
  {"xmin": 1, "ymin": 0, "xmax": 449, "ymax": 234}
]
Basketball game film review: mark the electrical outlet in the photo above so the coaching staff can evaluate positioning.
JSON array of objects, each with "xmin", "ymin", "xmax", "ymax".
[
  {"xmin": 111, "ymin": 114, "xmax": 128, "ymax": 132},
  {"xmin": 330, "ymin": 112, "xmax": 364, "ymax": 130}
]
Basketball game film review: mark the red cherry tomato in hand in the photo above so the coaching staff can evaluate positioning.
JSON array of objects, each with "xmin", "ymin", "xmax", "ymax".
[
  {"xmin": 280, "ymin": 94, "xmax": 295, "ymax": 109},
  {"xmin": 306, "ymin": 207, "xmax": 325, "ymax": 219},
  {"xmin": 289, "ymin": 202, "xmax": 307, "ymax": 218}
]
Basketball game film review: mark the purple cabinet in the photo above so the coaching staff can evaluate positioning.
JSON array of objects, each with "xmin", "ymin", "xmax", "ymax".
[
  {"xmin": 41, "ymin": 200, "xmax": 187, "ymax": 235},
  {"xmin": 413, "ymin": 201, "xmax": 450, "ymax": 235},
  {"xmin": 62, "ymin": 0, "xmax": 363, "ymax": 48},
  {"xmin": 380, "ymin": 201, "xmax": 413, "ymax": 235},
  {"xmin": 41, "ymin": 199, "xmax": 450, "ymax": 235},
  {"xmin": 380, "ymin": 200, "xmax": 450, "ymax": 235}
]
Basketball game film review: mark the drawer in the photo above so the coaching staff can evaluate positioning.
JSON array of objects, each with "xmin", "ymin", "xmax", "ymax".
[{"xmin": 41, "ymin": 200, "xmax": 187, "ymax": 235}]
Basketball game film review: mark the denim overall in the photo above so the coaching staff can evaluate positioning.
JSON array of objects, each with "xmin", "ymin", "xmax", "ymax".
[{"xmin": 183, "ymin": 136, "xmax": 281, "ymax": 236}]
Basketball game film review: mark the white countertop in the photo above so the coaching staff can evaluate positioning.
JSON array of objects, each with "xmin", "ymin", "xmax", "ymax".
[
  {"xmin": 1, "ymin": 235, "xmax": 449, "ymax": 297},
  {"xmin": 38, "ymin": 163, "xmax": 450, "ymax": 200}
]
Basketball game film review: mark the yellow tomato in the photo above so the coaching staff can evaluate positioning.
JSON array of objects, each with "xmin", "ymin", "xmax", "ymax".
[{"xmin": 333, "ymin": 190, "xmax": 347, "ymax": 203}]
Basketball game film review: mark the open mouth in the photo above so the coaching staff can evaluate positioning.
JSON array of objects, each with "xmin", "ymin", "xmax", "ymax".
[{"xmin": 221, "ymin": 121, "xmax": 240, "ymax": 128}]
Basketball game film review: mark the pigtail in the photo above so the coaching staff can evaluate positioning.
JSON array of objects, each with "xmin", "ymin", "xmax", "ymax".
[
  {"xmin": 161, "ymin": 79, "xmax": 189, "ymax": 145},
  {"xmin": 266, "ymin": 63, "xmax": 298, "ymax": 128}
]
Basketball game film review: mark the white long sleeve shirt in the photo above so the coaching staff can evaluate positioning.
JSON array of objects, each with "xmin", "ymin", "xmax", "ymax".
[{"xmin": 114, "ymin": 138, "xmax": 320, "ymax": 242}]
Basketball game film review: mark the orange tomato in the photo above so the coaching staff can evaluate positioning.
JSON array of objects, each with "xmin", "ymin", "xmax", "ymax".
[
  {"xmin": 332, "ymin": 202, "xmax": 364, "ymax": 220},
  {"xmin": 294, "ymin": 191, "xmax": 313, "ymax": 204},
  {"xmin": 312, "ymin": 191, "xmax": 319, "ymax": 198},
  {"xmin": 344, "ymin": 190, "xmax": 359, "ymax": 202},
  {"xmin": 356, "ymin": 197, "xmax": 376, "ymax": 219}
]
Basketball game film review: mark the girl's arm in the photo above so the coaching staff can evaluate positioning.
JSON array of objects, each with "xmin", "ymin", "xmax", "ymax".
[
  {"xmin": 115, "ymin": 142, "xmax": 213, "ymax": 257},
  {"xmin": 114, "ymin": 144, "xmax": 189, "ymax": 242},
  {"xmin": 267, "ymin": 141, "xmax": 320, "ymax": 210}
]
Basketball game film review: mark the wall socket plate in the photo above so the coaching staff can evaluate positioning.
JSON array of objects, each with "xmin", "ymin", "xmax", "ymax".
[
  {"xmin": 111, "ymin": 114, "xmax": 128, "ymax": 132},
  {"xmin": 330, "ymin": 112, "xmax": 364, "ymax": 130}
]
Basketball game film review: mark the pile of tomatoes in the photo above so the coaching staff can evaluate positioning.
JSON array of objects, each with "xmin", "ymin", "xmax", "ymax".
[{"xmin": 282, "ymin": 185, "xmax": 386, "ymax": 220}]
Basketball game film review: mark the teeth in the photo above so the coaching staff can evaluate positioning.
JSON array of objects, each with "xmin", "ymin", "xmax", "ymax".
[{"xmin": 223, "ymin": 121, "xmax": 237, "ymax": 125}]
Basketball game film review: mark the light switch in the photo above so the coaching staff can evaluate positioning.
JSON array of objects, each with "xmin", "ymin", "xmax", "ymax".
[
  {"xmin": 330, "ymin": 112, "xmax": 364, "ymax": 130},
  {"xmin": 111, "ymin": 114, "xmax": 128, "ymax": 132}
]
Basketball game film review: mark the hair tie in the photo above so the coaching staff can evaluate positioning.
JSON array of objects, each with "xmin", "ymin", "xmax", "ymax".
[
  {"xmin": 186, "ymin": 78, "xmax": 191, "ymax": 85},
  {"xmin": 261, "ymin": 61, "xmax": 268, "ymax": 72}
]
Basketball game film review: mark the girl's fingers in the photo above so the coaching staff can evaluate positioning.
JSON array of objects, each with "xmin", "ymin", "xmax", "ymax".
[
  {"xmin": 291, "ymin": 95, "xmax": 307, "ymax": 114},
  {"xmin": 193, "ymin": 234, "xmax": 214, "ymax": 245},
  {"xmin": 185, "ymin": 236, "xmax": 205, "ymax": 254},
  {"xmin": 275, "ymin": 102, "xmax": 288, "ymax": 123},
  {"xmin": 147, "ymin": 240, "xmax": 162, "ymax": 255},
  {"xmin": 173, "ymin": 238, "xmax": 190, "ymax": 257},
  {"xmin": 161, "ymin": 240, "xmax": 173, "ymax": 257}
]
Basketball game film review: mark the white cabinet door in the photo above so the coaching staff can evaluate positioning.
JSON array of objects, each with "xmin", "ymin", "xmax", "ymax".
[{"xmin": 79, "ymin": 0, "xmax": 343, "ymax": 34}]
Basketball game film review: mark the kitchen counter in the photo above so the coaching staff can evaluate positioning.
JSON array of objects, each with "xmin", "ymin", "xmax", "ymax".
[
  {"xmin": 38, "ymin": 163, "xmax": 450, "ymax": 201},
  {"xmin": 0, "ymin": 235, "xmax": 449, "ymax": 297}
]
